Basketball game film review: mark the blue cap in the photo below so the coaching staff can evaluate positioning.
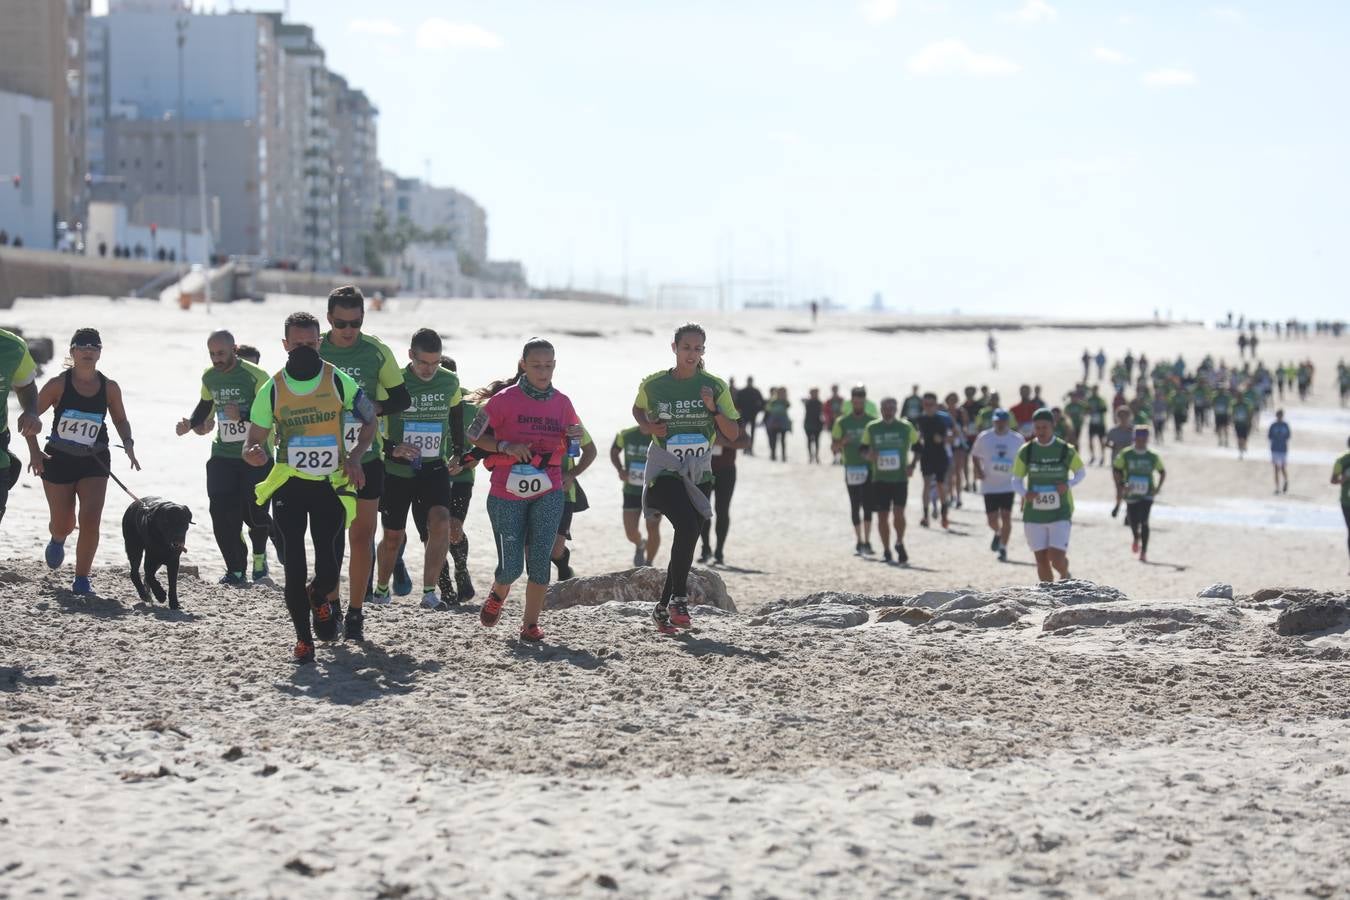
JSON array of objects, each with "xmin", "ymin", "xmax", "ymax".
[{"xmin": 992, "ymin": 408, "xmax": 1010, "ymax": 421}]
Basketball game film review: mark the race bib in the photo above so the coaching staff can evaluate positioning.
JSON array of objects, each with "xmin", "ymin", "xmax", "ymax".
[
  {"xmin": 1127, "ymin": 475, "xmax": 1150, "ymax": 497},
  {"xmin": 627, "ymin": 461, "xmax": 646, "ymax": 487},
  {"xmin": 402, "ymin": 420, "xmax": 442, "ymax": 459},
  {"xmin": 845, "ymin": 465, "xmax": 869, "ymax": 486},
  {"xmin": 217, "ymin": 413, "xmax": 249, "ymax": 444},
  {"xmin": 1090, "ymin": 412, "xmax": 1105, "ymax": 425},
  {"xmin": 56, "ymin": 410, "xmax": 103, "ymax": 447},
  {"xmin": 342, "ymin": 413, "xmax": 362, "ymax": 454},
  {"xmin": 667, "ymin": 432, "xmax": 710, "ymax": 461},
  {"xmin": 288, "ymin": 434, "xmax": 339, "ymax": 475},
  {"xmin": 1031, "ymin": 489, "xmax": 1061, "ymax": 511},
  {"xmin": 877, "ymin": 449, "xmax": 902, "ymax": 472},
  {"xmin": 990, "ymin": 460, "xmax": 1012, "ymax": 475},
  {"xmin": 506, "ymin": 464, "xmax": 552, "ymax": 500}
]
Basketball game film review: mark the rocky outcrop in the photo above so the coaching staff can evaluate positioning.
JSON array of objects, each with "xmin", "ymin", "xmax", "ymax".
[
  {"xmin": 1043, "ymin": 600, "xmax": 1241, "ymax": 633},
  {"xmin": 875, "ymin": 606, "xmax": 933, "ymax": 626},
  {"xmin": 748, "ymin": 605, "xmax": 869, "ymax": 629},
  {"xmin": 1197, "ymin": 583, "xmax": 1234, "ymax": 600},
  {"xmin": 545, "ymin": 567, "xmax": 735, "ymax": 613},
  {"xmin": 1275, "ymin": 597, "xmax": 1350, "ymax": 636}
]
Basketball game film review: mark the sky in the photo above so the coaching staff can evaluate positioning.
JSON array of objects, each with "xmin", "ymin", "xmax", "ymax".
[{"xmin": 94, "ymin": 1, "xmax": 1350, "ymax": 320}]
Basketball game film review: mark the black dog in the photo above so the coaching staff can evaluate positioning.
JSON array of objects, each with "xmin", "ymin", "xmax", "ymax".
[{"xmin": 122, "ymin": 497, "xmax": 194, "ymax": 610}]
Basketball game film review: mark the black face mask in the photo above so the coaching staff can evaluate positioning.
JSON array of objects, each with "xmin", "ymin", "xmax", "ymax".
[{"xmin": 286, "ymin": 345, "xmax": 322, "ymax": 380}]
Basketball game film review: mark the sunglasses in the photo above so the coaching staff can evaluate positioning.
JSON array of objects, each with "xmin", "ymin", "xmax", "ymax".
[
  {"xmin": 332, "ymin": 318, "xmax": 363, "ymax": 330},
  {"xmin": 71, "ymin": 343, "xmax": 102, "ymax": 350}
]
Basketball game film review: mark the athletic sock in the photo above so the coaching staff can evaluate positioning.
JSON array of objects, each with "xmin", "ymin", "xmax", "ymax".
[
  {"xmin": 252, "ymin": 553, "xmax": 266, "ymax": 569},
  {"xmin": 423, "ymin": 585, "xmax": 437, "ymax": 595},
  {"xmin": 376, "ymin": 582, "xmax": 390, "ymax": 593}
]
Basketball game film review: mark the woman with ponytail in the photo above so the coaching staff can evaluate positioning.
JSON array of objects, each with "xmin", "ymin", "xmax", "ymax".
[{"xmin": 467, "ymin": 338, "xmax": 583, "ymax": 642}]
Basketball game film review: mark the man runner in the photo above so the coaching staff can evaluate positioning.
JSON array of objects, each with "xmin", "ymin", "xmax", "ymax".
[
  {"xmin": 176, "ymin": 330, "xmax": 274, "ymax": 584},
  {"xmin": 613, "ymin": 424, "xmax": 662, "ymax": 566},
  {"xmin": 859, "ymin": 397, "xmax": 918, "ymax": 564},
  {"xmin": 971, "ymin": 408, "xmax": 1023, "ymax": 561},
  {"xmin": 912, "ymin": 392, "xmax": 952, "ymax": 529},
  {"xmin": 0, "ymin": 328, "xmax": 42, "ymax": 524},
  {"xmin": 1086, "ymin": 385, "xmax": 1109, "ymax": 464},
  {"xmin": 1268, "ymin": 409, "xmax": 1291, "ymax": 494},
  {"xmin": 1112, "ymin": 425, "xmax": 1165, "ymax": 562},
  {"xmin": 830, "ymin": 386, "xmax": 878, "ymax": 554},
  {"xmin": 1012, "ymin": 408, "xmax": 1087, "ymax": 583},
  {"xmin": 1332, "ymin": 438, "xmax": 1350, "ymax": 574}
]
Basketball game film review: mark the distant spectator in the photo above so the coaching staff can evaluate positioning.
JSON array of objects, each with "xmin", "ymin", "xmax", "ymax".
[
  {"xmin": 156, "ymin": 247, "xmax": 166, "ymax": 261},
  {"xmin": 11, "ymin": 236, "xmax": 21, "ymax": 248},
  {"xmin": 0, "ymin": 229, "xmax": 9, "ymax": 246},
  {"xmin": 98, "ymin": 242, "xmax": 107, "ymax": 257},
  {"xmin": 168, "ymin": 249, "xmax": 176, "ymax": 262}
]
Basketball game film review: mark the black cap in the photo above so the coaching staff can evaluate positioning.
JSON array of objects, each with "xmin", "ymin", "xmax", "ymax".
[{"xmin": 70, "ymin": 327, "xmax": 102, "ymax": 349}]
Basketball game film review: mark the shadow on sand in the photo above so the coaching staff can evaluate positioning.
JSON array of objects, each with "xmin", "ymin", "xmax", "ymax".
[
  {"xmin": 276, "ymin": 642, "xmax": 444, "ymax": 705},
  {"xmin": 508, "ymin": 640, "xmax": 607, "ymax": 671},
  {"xmin": 1, "ymin": 665, "xmax": 59, "ymax": 693}
]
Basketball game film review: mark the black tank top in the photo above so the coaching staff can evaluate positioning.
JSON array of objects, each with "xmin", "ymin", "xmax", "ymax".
[{"xmin": 47, "ymin": 371, "xmax": 110, "ymax": 456}]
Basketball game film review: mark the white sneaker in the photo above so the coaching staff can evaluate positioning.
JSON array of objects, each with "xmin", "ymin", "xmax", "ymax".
[
  {"xmin": 367, "ymin": 588, "xmax": 393, "ymax": 606},
  {"xmin": 420, "ymin": 590, "xmax": 448, "ymax": 611}
]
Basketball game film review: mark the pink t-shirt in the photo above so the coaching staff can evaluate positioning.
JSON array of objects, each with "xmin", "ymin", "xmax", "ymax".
[{"xmin": 482, "ymin": 383, "xmax": 580, "ymax": 500}]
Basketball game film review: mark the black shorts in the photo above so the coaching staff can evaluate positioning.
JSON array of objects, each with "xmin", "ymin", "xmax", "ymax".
[
  {"xmin": 622, "ymin": 491, "xmax": 643, "ymax": 510},
  {"xmin": 206, "ymin": 455, "xmax": 269, "ymax": 498},
  {"xmin": 356, "ymin": 457, "xmax": 385, "ymax": 501},
  {"xmin": 557, "ymin": 500, "xmax": 575, "ymax": 539},
  {"xmin": 379, "ymin": 465, "xmax": 451, "ymax": 531},
  {"xmin": 1214, "ymin": 414, "xmax": 1230, "ymax": 428},
  {"xmin": 919, "ymin": 456, "xmax": 949, "ymax": 481},
  {"xmin": 40, "ymin": 447, "xmax": 111, "ymax": 485},
  {"xmin": 1234, "ymin": 422, "xmax": 1251, "ymax": 439},
  {"xmin": 871, "ymin": 481, "xmax": 907, "ymax": 512},
  {"xmin": 449, "ymin": 480, "xmax": 473, "ymax": 522},
  {"xmin": 1089, "ymin": 423, "xmax": 1106, "ymax": 438},
  {"xmin": 983, "ymin": 492, "xmax": 1015, "ymax": 513}
]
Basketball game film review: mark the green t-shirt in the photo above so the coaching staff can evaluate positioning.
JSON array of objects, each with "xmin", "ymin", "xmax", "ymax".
[
  {"xmin": 385, "ymin": 364, "xmax": 462, "ymax": 479},
  {"xmin": 319, "ymin": 331, "xmax": 404, "ymax": 463},
  {"xmin": 0, "ymin": 328, "xmax": 37, "ymax": 467},
  {"xmin": 861, "ymin": 417, "xmax": 918, "ymax": 483},
  {"xmin": 1334, "ymin": 453, "xmax": 1350, "ymax": 507},
  {"xmin": 831, "ymin": 411, "xmax": 877, "ymax": 470},
  {"xmin": 1114, "ymin": 447, "xmax": 1164, "ymax": 503},
  {"xmin": 1013, "ymin": 437, "xmax": 1084, "ymax": 523},
  {"xmin": 615, "ymin": 425, "xmax": 651, "ymax": 496},
  {"xmin": 199, "ymin": 358, "xmax": 271, "ymax": 460},
  {"xmin": 1170, "ymin": 389, "xmax": 1191, "ymax": 415},
  {"xmin": 562, "ymin": 425, "xmax": 593, "ymax": 502},
  {"xmin": 1086, "ymin": 395, "xmax": 1108, "ymax": 427},
  {"xmin": 449, "ymin": 399, "xmax": 479, "ymax": 485},
  {"xmin": 1065, "ymin": 401, "xmax": 1086, "ymax": 432},
  {"xmin": 1213, "ymin": 392, "xmax": 1232, "ymax": 416},
  {"xmin": 1232, "ymin": 399, "xmax": 1253, "ymax": 425},
  {"xmin": 633, "ymin": 369, "xmax": 738, "ymax": 485},
  {"xmin": 900, "ymin": 395, "xmax": 922, "ymax": 420}
]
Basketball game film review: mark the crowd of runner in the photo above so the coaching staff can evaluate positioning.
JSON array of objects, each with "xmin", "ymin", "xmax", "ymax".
[{"xmin": 2, "ymin": 304, "xmax": 1349, "ymax": 664}]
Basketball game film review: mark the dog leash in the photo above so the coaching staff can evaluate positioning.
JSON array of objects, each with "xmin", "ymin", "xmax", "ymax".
[{"xmin": 95, "ymin": 444, "xmax": 142, "ymax": 503}]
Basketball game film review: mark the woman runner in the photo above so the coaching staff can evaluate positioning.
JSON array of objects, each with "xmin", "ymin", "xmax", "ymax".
[
  {"xmin": 468, "ymin": 338, "xmax": 583, "ymax": 642},
  {"xmin": 26, "ymin": 328, "xmax": 141, "ymax": 595},
  {"xmin": 633, "ymin": 323, "xmax": 740, "ymax": 633}
]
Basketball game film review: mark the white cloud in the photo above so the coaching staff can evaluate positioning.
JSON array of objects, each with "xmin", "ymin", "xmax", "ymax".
[
  {"xmin": 1092, "ymin": 46, "xmax": 1131, "ymax": 64},
  {"xmin": 860, "ymin": 0, "xmax": 899, "ymax": 23},
  {"xmin": 1142, "ymin": 67, "xmax": 1197, "ymax": 87},
  {"xmin": 1005, "ymin": 0, "xmax": 1057, "ymax": 24},
  {"xmin": 349, "ymin": 19, "xmax": 402, "ymax": 38},
  {"xmin": 908, "ymin": 39, "xmax": 1020, "ymax": 77},
  {"xmin": 415, "ymin": 18, "xmax": 504, "ymax": 51}
]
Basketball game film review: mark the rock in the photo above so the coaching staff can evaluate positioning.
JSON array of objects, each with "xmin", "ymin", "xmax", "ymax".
[
  {"xmin": 932, "ymin": 594, "xmax": 987, "ymax": 614},
  {"xmin": 1251, "ymin": 588, "xmax": 1285, "ymax": 603},
  {"xmin": 1275, "ymin": 597, "xmax": 1350, "ymax": 636},
  {"xmin": 929, "ymin": 600, "xmax": 1030, "ymax": 629},
  {"xmin": 759, "ymin": 590, "xmax": 908, "ymax": 614},
  {"xmin": 546, "ymin": 567, "xmax": 735, "ymax": 613},
  {"xmin": 1043, "ymin": 601, "xmax": 1242, "ymax": 633},
  {"xmin": 875, "ymin": 606, "xmax": 933, "ymax": 625},
  {"xmin": 1038, "ymin": 579, "xmax": 1129, "ymax": 606},
  {"xmin": 1197, "ymin": 583, "xmax": 1234, "ymax": 600},
  {"xmin": 909, "ymin": 590, "xmax": 967, "ymax": 609},
  {"xmin": 749, "ymin": 604, "xmax": 868, "ymax": 629}
]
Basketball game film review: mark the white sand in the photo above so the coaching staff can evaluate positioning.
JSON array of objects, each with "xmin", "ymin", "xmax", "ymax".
[{"xmin": 3, "ymin": 295, "xmax": 1349, "ymax": 897}]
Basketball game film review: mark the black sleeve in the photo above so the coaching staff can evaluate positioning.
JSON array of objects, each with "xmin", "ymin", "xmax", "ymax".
[
  {"xmin": 381, "ymin": 383, "xmax": 411, "ymax": 416},
  {"xmin": 188, "ymin": 399, "xmax": 214, "ymax": 430},
  {"xmin": 449, "ymin": 403, "xmax": 465, "ymax": 457}
]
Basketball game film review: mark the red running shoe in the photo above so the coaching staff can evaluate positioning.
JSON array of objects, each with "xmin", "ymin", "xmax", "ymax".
[
  {"xmin": 480, "ymin": 591, "xmax": 504, "ymax": 627},
  {"xmin": 669, "ymin": 598, "xmax": 692, "ymax": 628},
  {"xmin": 292, "ymin": 640, "xmax": 315, "ymax": 664},
  {"xmin": 520, "ymin": 623, "xmax": 545, "ymax": 642},
  {"xmin": 1131, "ymin": 540, "xmax": 1140, "ymax": 555}
]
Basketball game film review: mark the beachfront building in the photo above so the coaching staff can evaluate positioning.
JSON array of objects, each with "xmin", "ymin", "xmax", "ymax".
[
  {"xmin": 331, "ymin": 75, "xmax": 380, "ymax": 274},
  {"xmin": 0, "ymin": 90, "xmax": 56, "ymax": 249}
]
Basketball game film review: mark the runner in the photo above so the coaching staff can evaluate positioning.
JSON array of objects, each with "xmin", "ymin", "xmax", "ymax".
[
  {"xmin": 235, "ymin": 344, "xmax": 262, "ymax": 365},
  {"xmin": 1112, "ymin": 425, "xmax": 1165, "ymax": 562},
  {"xmin": 970, "ymin": 408, "xmax": 1023, "ymax": 562},
  {"xmin": 1080, "ymin": 348, "xmax": 1091, "ymax": 383},
  {"xmin": 469, "ymin": 337, "xmax": 583, "ymax": 642},
  {"xmin": 318, "ymin": 285, "xmax": 409, "ymax": 621},
  {"xmin": 372, "ymin": 329, "xmax": 464, "ymax": 611},
  {"xmin": 1268, "ymin": 409, "xmax": 1291, "ymax": 494},
  {"xmin": 612, "ymin": 424, "xmax": 662, "ymax": 566},
  {"xmin": 632, "ymin": 323, "xmax": 739, "ymax": 633},
  {"xmin": 831, "ymin": 386, "xmax": 879, "ymax": 554},
  {"xmin": 1232, "ymin": 391, "xmax": 1255, "ymax": 458},
  {"xmin": 1169, "ymin": 381, "xmax": 1190, "ymax": 441},
  {"xmin": 960, "ymin": 386, "xmax": 985, "ymax": 491},
  {"xmin": 1063, "ymin": 388, "xmax": 1086, "ymax": 449},
  {"xmin": 175, "ymin": 330, "xmax": 274, "ymax": 585},
  {"xmin": 0, "ymin": 327, "xmax": 42, "ymax": 526},
  {"xmin": 699, "ymin": 415, "xmax": 750, "ymax": 565},
  {"xmin": 1011, "ymin": 409, "xmax": 1086, "ymax": 583},
  {"xmin": 734, "ymin": 377, "xmax": 765, "ymax": 456},
  {"xmin": 987, "ymin": 333, "xmax": 998, "ymax": 370},
  {"xmin": 764, "ymin": 387, "xmax": 791, "ymax": 462},
  {"xmin": 244, "ymin": 312, "xmax": 376, "ymax": 661},
  {"xmin": 943, "ymin": 392, "xmax": 970, "ymax": 506},
  {"xmin": 1104, "ymin": 406, "xmax": 1136, "ymax": 472},
  {"xmin": 1010, "ymin": 385, "xmax": 1039, "ymax": 438},
  {"xmin": 1332, "ymin": 438, "xmax": 1350, "ymax": 573},
  {"xmin": 1095, "ymin": 348, "xmax": 1107, "ymax": 381},
  {"xmin": 860, "ymin": 398, "xmax": 918, "ymax": 564},
  {"xmin": 551, "ymin": 425, "xmax": 596, "ymax": 580},
  {"xmin": 912, "ymin": 392, "xmax": 952, "ymax": 529},
  {"xmin": 1213, "ymin": 386, "xmax": 1232, "ymax": 447},
  {"xmin": 901, "ymin": 385, "xmax": 923, "ymax": 422},
  {"xmin": 25, "ymin": 328, "xmax": 140, "ymax": 595},
  {"xmin": 1086, "ymin": 385, "xmax": 1109, "ymax": 464},
  {"xmin": 802, "ymin": 387, "xmax": 824, "ymax": 464}
]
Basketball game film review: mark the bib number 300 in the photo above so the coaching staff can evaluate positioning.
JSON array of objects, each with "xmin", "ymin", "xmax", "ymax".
[
  {"xmin": 667, "ymin": 432, "xmax": 710, "ymax": 461},
  {"xmin": 507, "ymin": 464, "xmax": 552, "ymax": 500}
]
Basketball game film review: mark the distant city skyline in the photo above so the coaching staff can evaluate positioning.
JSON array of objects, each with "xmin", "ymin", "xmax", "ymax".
[{"xmin": 91, "ymin": 0, "xmax": 1350, "ymax": 319}]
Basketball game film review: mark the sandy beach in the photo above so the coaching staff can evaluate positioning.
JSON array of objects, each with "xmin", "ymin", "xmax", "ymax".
[{"xmin": 3, "ymin": 294, "xmax": 1350, "ymax": 898}]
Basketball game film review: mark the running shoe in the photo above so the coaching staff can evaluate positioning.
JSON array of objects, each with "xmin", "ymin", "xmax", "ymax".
[
  {"xmin": 633, "ymin": 545, "xmax": 646, "ymax": 567},
  {"xmin": 44, "ymin": 540, "xmax": 65, "ymax": 570},
  {"xmin": 883, "ymin": 549, "xmax": 894, "ymax": 564},
  {"xmin": 555, "ymin": 559, "xmax": 575, "ymax": 581},
  {"xmin": 919, "ymin": 518, "xmax": 930, "ymax": 529},
  {"xmin": 940, "ymin": 508, "xmax": 949, "ymax": 530},
  {"xmin": 520, "ymin": 623, "xmax": 545, "ymax": 642},
  {"xmin": 990, "ymin": 535, "xmax": 1000, "ymax": 552},
  {"xmin": 895, "ymin": 543, "xmax": 908, "ymax": 566},
  {"xmin": 420, "ymin": 590, "xmax": 448, "ymax": 612},
  {"xmin": 218, "ymin": 572, "xmax": 248, "ymax": 587},
  {"xmin": 1138, "ymin": 553, "xmax": 1147, "ymax": 563},
  {"xmin": 862, "ymin": 542, "xmax": 875, "ymax": 556},
  {"xmin": 392, "ymin": 559, "xmax": 413, "ymax": 597},
  {"xmin": 251, "ymin": 557, "xmax": 270, "ymax": 582},
  {"xmin": 699, "ymin": 546, "xmax": 712, "ymax": 564},
  {"xmin": 368, "ymin": 586, "xmax": 393, "ymax": 606},
  {"xmin": 454, "ymin": 568, "xmax": 476, "ymax": 603},
  {"xmin": 669, "ymin": 598, "xmax": 692, "ymax": 628},
  {"xmin": 292, "ymin": 640, "xmax": 315, "ymax": 665},
  {"xmin": 71, "ymin": 575, "xmax": 93, "ymax": 595},
  {"xmin": 854, "ymin": 541, "xmax": 863, "ymax": 555},
  {"xmin": 997, "ymin": 546, "xmax": 1007, "ymax": 562},
  {"xmin": 652, "ymin": 602, "xmax": 676, "ymax": 634},
  {"xmin": 311, "ymin": 591, "xmax": 339, "ymax": 642},
  {"xmin": 480, "ymin": 591, "xmax": 505, "ymax": 627},
  {"xmin": 344, "ymin": 607, "xmax": 365, "ymax": 642},
  {"xmin": 713, "ymin": 552, "xmax": 724, "ymax": 566},
  {"xmin": 1132, "ymin": 540, "xmax": 1140, "ymax": 555}
]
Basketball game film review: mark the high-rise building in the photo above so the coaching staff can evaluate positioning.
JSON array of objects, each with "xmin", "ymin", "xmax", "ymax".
[
  {"xmin": 380, "ymin": 173, "xmax": 489, "ymax": 265},
  {"xmin": 275, "ymin": 22, "xmax": 336, "ymax": 270},
  {"xmin": 331, "ymin": 75, "xmax": 379, "ymax": 272},
  {"xmin": 0, "ymin": 0, "xmax": 90, "ymax": 239}
]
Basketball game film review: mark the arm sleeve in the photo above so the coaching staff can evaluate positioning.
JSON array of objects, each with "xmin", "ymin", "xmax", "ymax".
[
  {"xmin": 1067, "ymin": 450, "xmax": 1087, "ymax": 487},
  {"xmin": 381, "ymin": 383, "xmax": 412, "ymax": 416},
  {"xmin": 249, "ymin": 381, "xmax": 276, "ymax": 430},
  {"xmin": 189, "ymin": 399, "xmax": 215, "ymax": 430}
]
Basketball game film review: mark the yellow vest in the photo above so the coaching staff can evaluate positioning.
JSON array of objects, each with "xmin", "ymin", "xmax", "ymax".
[{"xmin": 273, "ymin": 361, "xmax": 346, "ymax": 476}]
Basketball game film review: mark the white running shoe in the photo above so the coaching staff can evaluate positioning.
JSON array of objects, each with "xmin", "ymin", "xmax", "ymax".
[{"xmin": 420, "ymin": 590, "xmax": 448, "ymax": 611}]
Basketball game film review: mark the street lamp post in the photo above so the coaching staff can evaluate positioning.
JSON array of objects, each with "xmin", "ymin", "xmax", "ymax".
[{"xmin": 176, "ymin": 15, "xmax": 188, "ymax": 270}]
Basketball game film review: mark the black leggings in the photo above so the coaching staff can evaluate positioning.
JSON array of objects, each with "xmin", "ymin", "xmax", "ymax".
[
  {"xmin": 847, "ymin": 482, "xmax": 873, "ymax": 525},
  {"xmin": 0, "ymin": 455, "xmax": 19, "ymax": 526},
  {"xmin": 207, "ymin": 458, "xmax": 273, "ymax": 574},
  {"xmin": 270, "ymin": 477, "xmax": 346, "ymax": 643},
  {"xmin": 768, "ymin": 429, "xmax": 786, "ymax": 460},
  {"xmin": 648, "ymin": 476, "xmax": 713, "ymax": 605},
  {"xmin": 700, "ymin": 467, "xmax": 738, "ymax": 556},
  {"xmin": 1343, "ymin": 504, "xmax": 1350, "ymax": 559},
  {"xmin": 1126, "ymin": 499, "xmax": 1153, "ymax": 552},
  {"xmin": 806, "ymin": 429, "xmax": 821, "ymax": 461}
]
